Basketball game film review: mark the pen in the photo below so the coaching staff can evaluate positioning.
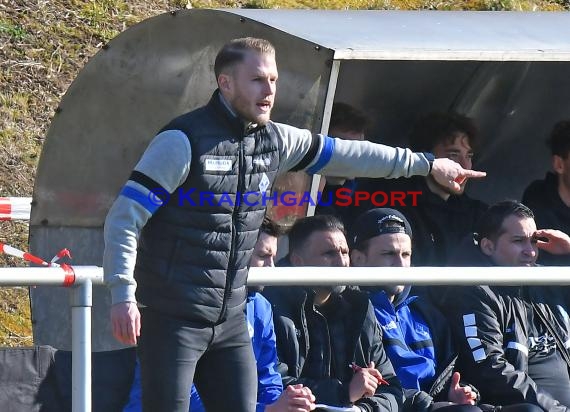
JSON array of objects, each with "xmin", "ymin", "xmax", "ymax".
[
  {"xmin": 350, "ymin": 362, "xmax": 390, "ymax": 385},
  {"xmin": 454, "ymin": 176, "xmax": 467, "ymax": 185}
]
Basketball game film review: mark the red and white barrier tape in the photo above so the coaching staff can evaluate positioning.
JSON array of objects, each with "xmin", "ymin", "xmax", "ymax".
[
  {"xmin": 51, "ymin": 248, "xmax": 71, "ymax": 265},
  {"xmin": 0, "ymin": 242, "xmax": 71, "ymax": 267},
  {"xmin": 0, "ymin": 197, "xmax": 72, "ymax": 270},
  {"xmin": 0, "ymin": 197, "xmax": 32, "ymax": 221},
  {"xmin": 1, "ymin": 242, "xmax": 52, "ymax": 266}
]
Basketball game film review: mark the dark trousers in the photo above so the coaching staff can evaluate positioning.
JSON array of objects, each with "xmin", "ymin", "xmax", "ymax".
[{"xmin": 138, "ymin": 307, "xmax": 257, "ymax": 412}]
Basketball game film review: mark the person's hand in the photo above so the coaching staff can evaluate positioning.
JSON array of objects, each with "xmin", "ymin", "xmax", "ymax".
[
  {"xmin": 265, "ymin": 384, "xmax": 316, "ymax": 412},
  {"xmin": 110, "ymin": 301, "xmax": 140, "ymax": 345},
  {"xmin": 348, "ymin": 362, "xmax": 384, "ymax": 402},
  {"xmin": 447, "ymin": 372, "xmax": 476, "ymax": 405},
  {"xmin": 534, "ymin": 229, "xmax": 570, "ymax": 255},
  {"xmin": 430, "ymin": 158, "xmax": 486, "ymax": 193}
]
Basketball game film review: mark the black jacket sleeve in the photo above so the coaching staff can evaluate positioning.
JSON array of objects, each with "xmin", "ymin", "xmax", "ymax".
[
  {"xmin": 446, "ymin": 286, "xmax": 569, "ymax": 412},
  {"xmin": 353, "ymin": 303, "xmax": 404, "ymax": 412}
]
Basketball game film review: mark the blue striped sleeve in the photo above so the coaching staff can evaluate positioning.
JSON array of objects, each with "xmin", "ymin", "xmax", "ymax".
[
  {"xmin": 306, "ymin": 135, "xmax": 335, "ymax": 175},
  {"xmin": 120, "ymin": 185, "xmax": 162, "ymax": 214}
]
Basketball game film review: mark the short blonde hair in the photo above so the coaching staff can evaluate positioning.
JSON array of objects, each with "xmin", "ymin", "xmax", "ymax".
[{"xmin": 214, "ymin": 37, "xmax": 275, "ymax": 78}]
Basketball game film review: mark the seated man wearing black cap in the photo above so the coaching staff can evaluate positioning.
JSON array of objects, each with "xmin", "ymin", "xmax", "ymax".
[
  {"xmin": 264, "ymin": 214, "xmax": 404, "ymax": 412},
  {"xmin": 350, "ymin": 208, "xmax": 483, "ymax": 412}
]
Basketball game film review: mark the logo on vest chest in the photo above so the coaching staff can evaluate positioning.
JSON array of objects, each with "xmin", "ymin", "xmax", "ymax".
[
  {"xmin": 259, "ymin": 173, "xmax": 270, "ymax": 193},
  {"xmin": 253, "ymin": 157, "xmax": 271, "ymax": 168},
  {"xmin": 204, "ymin": 158, "xmax": 232, "ymax": 172}
]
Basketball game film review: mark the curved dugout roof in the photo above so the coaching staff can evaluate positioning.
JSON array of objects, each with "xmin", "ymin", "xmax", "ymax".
[
  {"xmin": 30, "ymin": 8, "xmax": 570, "ymax": 351},
  {"xmin": 230, "ymin": 9, "xmax": 570, "ymax": 61}
]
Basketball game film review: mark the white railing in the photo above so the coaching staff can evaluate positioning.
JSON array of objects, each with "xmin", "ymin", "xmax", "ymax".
[
  {"xmin": 0, "ymin": 266, "xmax": 103, "ymax": 412},
  {"xmin": 2, "ymin": 264, "xmax": 570, "ymax": 411},
  {"xmin": 247, "ymin": 265, "xmax": 570, "ymax": 286}
]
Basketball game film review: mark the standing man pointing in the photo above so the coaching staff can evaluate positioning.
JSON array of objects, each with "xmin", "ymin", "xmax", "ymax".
[{"xmin": 104, "ymin": 37, "xmax": 485, "ymax": 412}]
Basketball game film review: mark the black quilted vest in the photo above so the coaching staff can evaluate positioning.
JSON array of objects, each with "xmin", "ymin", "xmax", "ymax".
[{"xmin": 135, "ymin": 91, "xmax": 281, "ymax": 324}]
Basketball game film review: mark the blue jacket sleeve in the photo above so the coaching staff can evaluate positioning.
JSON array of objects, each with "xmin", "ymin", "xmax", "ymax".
[
  {"xmin": 123, "ymin": 359, "xmax": 142, "ymax": 412},
  {"xmin": 189, "ymin": 384, "xmax": 206, "ymax": 412},
  {"xmin": 250, "ymin": 293, "xmax": 284, "ymax": 410}
]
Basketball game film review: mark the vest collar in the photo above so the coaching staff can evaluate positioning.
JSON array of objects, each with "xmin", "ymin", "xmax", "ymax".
[{"xmin": 214, "ymin": 90, "xmax": 264, "ymax": 136}]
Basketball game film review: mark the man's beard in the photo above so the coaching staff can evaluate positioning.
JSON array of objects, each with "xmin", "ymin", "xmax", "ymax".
[{"xmin": 233, "ymin": 101, "xmax": 271, "ymax": 126}]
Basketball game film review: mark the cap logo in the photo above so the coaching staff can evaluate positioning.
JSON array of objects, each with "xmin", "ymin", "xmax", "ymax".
[
  {"xmin": 378, "ymin": 215, "xmax": 407, "ymax": 236},
  {"xmin": 352, "ymin": 211, "xmax": 410, "ymax": 247},
  {"xmin": 378, "ymin": 215, "xmax": 404, "ymax": 225}
]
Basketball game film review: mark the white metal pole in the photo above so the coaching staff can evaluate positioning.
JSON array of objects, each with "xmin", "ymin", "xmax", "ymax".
[
  {"xmin": 0, "ymin": 266, "xmax": 76, "ymax": 286},
  {"xmin": 247, "ymin": 265, "xmax": 570, "ymax": 286},
  {"xmin": 1, "ymin": 265, "xmax": 568, "ymax": 287},
  {"xmin": 0, "ymin": 266, "xmax": 104, "ymax": 286},
  {"xmin": 71, "ymin": 278, "xmax": 92, "ymax": 412}
]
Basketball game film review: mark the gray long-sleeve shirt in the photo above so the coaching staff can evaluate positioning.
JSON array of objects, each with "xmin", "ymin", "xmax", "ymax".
[{"xmin": 104, "ymin": 122, "xmax": 431, "ymax": 304}]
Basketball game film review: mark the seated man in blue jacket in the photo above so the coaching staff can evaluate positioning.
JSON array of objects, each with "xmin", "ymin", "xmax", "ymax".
[
  {"xmin": 265, "ymin": 214, "xmax": 404, "ymax": 412},
  {"xmin": 349, "ymin": 208, "xmax": 480, "ymax": 412},
  {"xmin": 124, "ymin": 219, "xmax": 316, "ymax": 412}
]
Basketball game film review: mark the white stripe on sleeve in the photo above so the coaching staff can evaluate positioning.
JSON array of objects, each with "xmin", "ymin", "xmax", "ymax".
[{"xmin": 506, "ymin": 341, "xmax": 529, "ymax": 355}]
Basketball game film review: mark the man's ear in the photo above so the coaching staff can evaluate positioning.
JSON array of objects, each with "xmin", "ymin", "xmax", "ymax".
[
  {"xmin": 218, "ymin": 73, "xmax": 232, "ymax": 94},
  {"xmin": 350, "ymin": 249, "xmax": 365, "ymax": 266},
  {"xmin": 480, "ymin": 237, "xmax": 495, "ymax": 257},
  {"xmin": 290, "ymin": 252, "xmax": 303, "ymax": 266},
  {"xmin": 553, "ymin": 155, "xmax": 565, "ymax": 175}
]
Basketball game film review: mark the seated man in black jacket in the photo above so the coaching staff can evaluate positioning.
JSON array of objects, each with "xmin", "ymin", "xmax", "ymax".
[
  {"xmin": 445, "ymin": 200, "xmax": 570, "ymax": 412},
  {"xmin": 355, "ymin": 112, "xmax": 487, "ymax": 266},
  {"xmin": 264, "ymin": 214, "xmax": 404, "ymax": 412},
  {"xmin": 522, "ymin": 120, "xmax": 570, "ymax": 265}
]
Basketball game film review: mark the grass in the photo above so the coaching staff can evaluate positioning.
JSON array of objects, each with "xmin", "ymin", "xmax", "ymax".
[
  {"xmin": 0, "ymin": 287, "xmax": 32, "ymax": 347},
  {"xmin": 0, "ymin": 221, "xmax": 32, "ymax": 346},
  {"xmin": 0, "ymin": 0, "xmax": 568, "ymax": 346},
  {"xmin": 0, "ymin": 19, "xmax": 27, "ymax": 40}
]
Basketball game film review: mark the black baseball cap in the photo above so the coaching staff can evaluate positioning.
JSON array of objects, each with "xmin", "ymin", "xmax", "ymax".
[{"xmin": 349, "ymin": 208, "xmax": 413, "ymax": 249}]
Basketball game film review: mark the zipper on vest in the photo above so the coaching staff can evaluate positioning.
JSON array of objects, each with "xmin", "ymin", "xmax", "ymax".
[{"xmin": 218, "ymin": 138, "xmax": 245, "ymax": 323}]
